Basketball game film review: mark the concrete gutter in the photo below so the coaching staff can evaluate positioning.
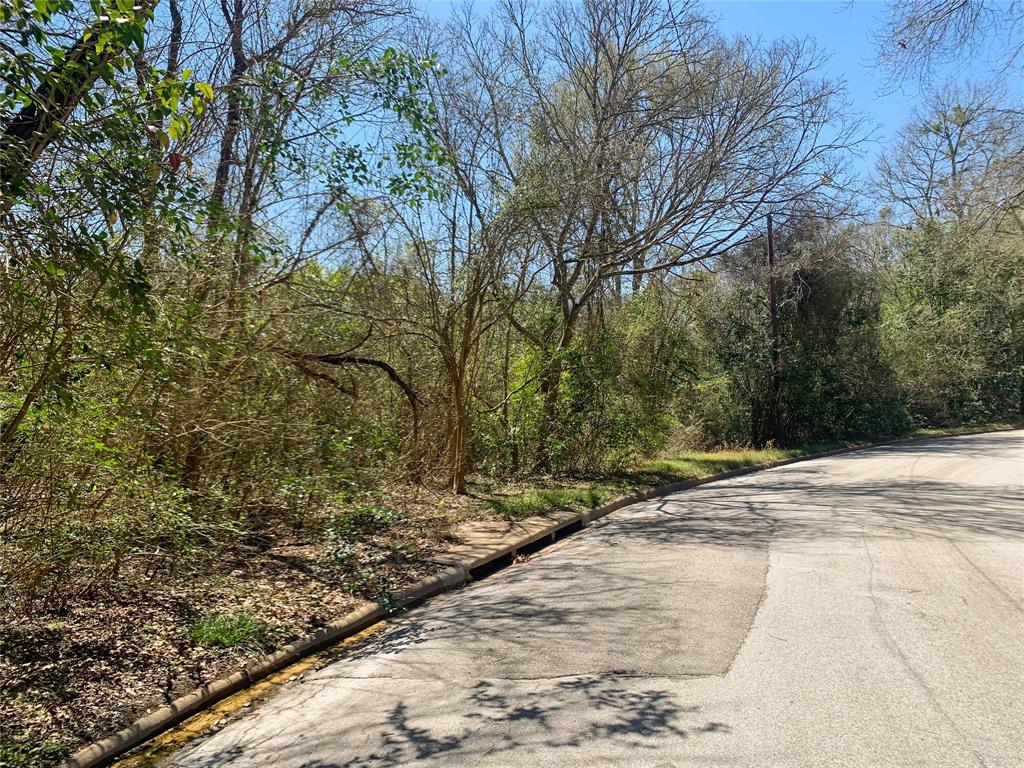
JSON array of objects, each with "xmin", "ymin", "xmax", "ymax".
[
  {"xmin": 59, "ymin": 424, "xmax": 1018, "ymax": 768},
  {"xmin": 60, "ymin": 572, "xmax": 468, "ymax": 768}
]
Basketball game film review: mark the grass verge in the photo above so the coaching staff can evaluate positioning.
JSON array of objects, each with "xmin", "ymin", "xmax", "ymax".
[
  {"xmin": 484, "ymin": 420, "xmax": 1022, "ymax": 523},
  {"xmin": 487, "ymin": 487, "xmax": 613, "ymax": 519},
  {"xmin": 908, "ymin": 420, "xmax": 1020, "ymax": 438}
]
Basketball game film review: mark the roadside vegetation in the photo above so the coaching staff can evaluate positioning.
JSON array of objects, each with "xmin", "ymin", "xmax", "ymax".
[
  {"xmin": 188, "ymin": 612, "xmax": 261, "ymax": 648},
  {"xmin": 2, "ymin": 0, "xmax": 1024, "ymax": 763}
]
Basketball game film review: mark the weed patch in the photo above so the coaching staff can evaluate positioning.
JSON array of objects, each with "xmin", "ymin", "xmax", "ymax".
[
  {"xmin": 488, "ymin": 487, "xmax": 611, "ymax": 519},
  {"xmin": 188, "ymin": 612, "xmax": 260, "ymax": 648}
]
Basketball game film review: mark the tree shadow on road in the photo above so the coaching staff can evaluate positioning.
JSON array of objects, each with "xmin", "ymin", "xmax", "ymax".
[
  {"xmin": 603, "ymin": 473, "xmax": 1024, "ymax": 548},
  {"xmin": 178, "ymin": 673, "xmax": 726, "ymax": 768},
  {"xmin": 330, "ymin": 674, "xmax": 722, "ymax": 768}
]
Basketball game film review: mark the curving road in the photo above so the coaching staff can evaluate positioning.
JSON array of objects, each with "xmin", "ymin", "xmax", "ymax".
[{"xmin": 164, "ymin": 431, "xmax": 1024, "ymax": 768}]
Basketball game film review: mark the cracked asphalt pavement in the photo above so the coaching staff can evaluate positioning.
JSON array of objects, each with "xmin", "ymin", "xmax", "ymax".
[{"xmin": 162, "ymin": 431, "xmax": 1024, "ymax": 767}]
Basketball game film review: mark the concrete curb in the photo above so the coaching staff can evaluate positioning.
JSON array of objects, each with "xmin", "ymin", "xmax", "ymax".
[
  {"xmin": 432, "ymin": 429, "xmax": 998, "ymax": 573},
  {"xmin": 60, "ymin": 572, "xmax": 469, "ymax": 768},
  {"xmin": 60, "ymin": 425, "xmax": 1018, "ymax": 768}
]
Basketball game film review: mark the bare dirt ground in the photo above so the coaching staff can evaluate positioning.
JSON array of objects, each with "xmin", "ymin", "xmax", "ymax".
[{"xmin": 0, "ymin": 477, "xmax": 617, "ymax": 766}]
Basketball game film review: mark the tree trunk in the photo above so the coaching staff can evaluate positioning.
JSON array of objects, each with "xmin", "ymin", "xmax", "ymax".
[
  {"xmin": 136, "ymin": 0, "xmax": 182, "ymax": 263},
  {"xmin": 448, "ymin": 393, "xmax": 470, "ymax": 494},
  {"xmin": 181, "ymin": 433, "xmax": 205, "ymax": 492},
  {"xmin": 501, "ymin": 325, "xmax": 518, "ymax": 473},
  {"xmin": 535, "ymin": 350, "xmax": 566, "ymax": 473},
  {"xmin": 208, "ymin": 0, "xmax": 247, "ymax": 231},
  {"xmin": 1019, "ymin": 364, "xmax": 1024, "ymax": 417},
  {"xmin": 534, "ymin": 304, "xmax": 580, "ymax": 473},
  {"xmin": 766, "ymin": 213, "xmax": 785, "ymax": 446}
]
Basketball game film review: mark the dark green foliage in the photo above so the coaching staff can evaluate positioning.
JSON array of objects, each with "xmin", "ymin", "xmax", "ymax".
[
  {"xmin": 483, "ymin": 287, "xmax": 694, "ymax": 476},
  {"xmin": 882, "ymin": 224, "xmax": 1024, "ymax": 425},
  {"xmin": 779, "ymin": 260, "xmax": 911, "ymax": 443},
  {"xmin": 0, "ymin": 738, "xmax": 68, "ymax": 768},
  {"xmin": 327, "ymin": 501, "xmax": 404, "ymax": 542},
  {"xmin": 680, "ymin": 218, "xmax": 912, "ymax": 448}
]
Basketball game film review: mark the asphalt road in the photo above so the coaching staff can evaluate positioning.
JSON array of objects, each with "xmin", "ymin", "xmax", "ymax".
[{"xmin": 164, "ymin": 431, "xmax": 1024, "ymax": 767}]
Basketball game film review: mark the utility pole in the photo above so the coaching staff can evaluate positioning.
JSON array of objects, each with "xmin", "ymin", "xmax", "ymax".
[{"xmin": 766, "ymin": 213, "xmax": 784, "ymax": 446}]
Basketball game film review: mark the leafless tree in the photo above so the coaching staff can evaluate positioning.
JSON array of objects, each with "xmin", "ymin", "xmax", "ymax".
[
  {"xmin": 446, "ymin": 0, "xmax": 861, "ymax": 468},
  {"xmin": 874, "ymin": 83, "xmax": 1024, "ymax": 223},
  {"xmin": 874, "ymin": 0, "xmax": 1024, "ymax": 85}
]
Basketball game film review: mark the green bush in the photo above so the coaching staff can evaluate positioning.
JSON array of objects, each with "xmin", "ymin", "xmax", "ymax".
[
  {"xmin": 0, "ymin": 739, "xmax": 68, "ymax": 768},
  {"xmin": 327, "ymin": 501, "xmax": 404, "ymax": 540}
]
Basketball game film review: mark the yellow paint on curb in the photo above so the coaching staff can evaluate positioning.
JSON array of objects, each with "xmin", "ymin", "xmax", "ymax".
[{"xmin": 112, "ymin": 621, "xmax": 388, "ymax": 767}]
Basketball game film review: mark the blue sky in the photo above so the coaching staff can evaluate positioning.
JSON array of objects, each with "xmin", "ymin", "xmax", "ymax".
[
  {"xmin": 710, "ymin": 0, "xmax": 902, "ymax": 176},
  {"xmin": 417, "ymin": 0, "xmax": 1014, "ymax": 180}
]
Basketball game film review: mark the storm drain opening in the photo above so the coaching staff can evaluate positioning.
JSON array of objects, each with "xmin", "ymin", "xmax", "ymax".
[
  {"xmin": 515, "ymin": 533, "xmax": 557, "ymax": 557},
  {"xmin": 469, "ymin": 551, "xmax": 515, "ymax": 580},
  {"xmin": 554, "ymin": 518, "xmax": 585, "ymax": 539},
  {"xmin": 466, "ymin": 517, "xmax": 590, "ymax": 583}
]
